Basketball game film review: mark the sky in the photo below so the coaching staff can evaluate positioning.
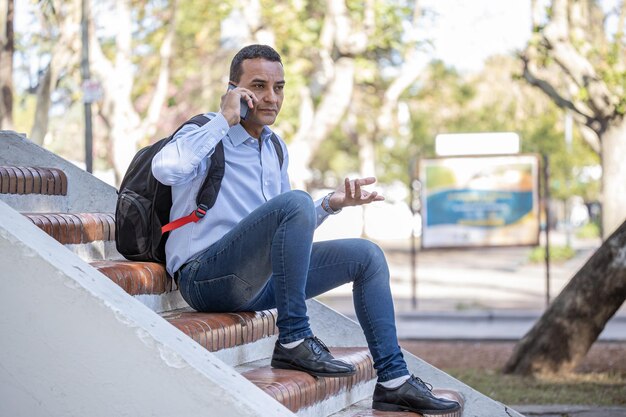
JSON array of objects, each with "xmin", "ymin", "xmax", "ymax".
[{"xmin": 419, "ymin": 0, "xmax": 533, "ymax": 73}]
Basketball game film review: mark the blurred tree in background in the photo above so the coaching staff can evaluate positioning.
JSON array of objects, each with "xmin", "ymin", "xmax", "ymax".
[
  {"xmin": 504, "ymin": 0, "xmax": 626, "ymax": 377},
  {"xmin": 523, "ymin": 0, "xmax": 626, "ymax": 237},
  {"xmin": 6, "ymin": 0, "xmax": 602, "ymax": 219},
  {"xmin": 0, "ymin": 0, "xmax": 14, "ymax": 130}
]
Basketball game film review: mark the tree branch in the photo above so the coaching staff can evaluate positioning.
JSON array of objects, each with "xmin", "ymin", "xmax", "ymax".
[
  {"xmin": 30, "ymin": 0, "xmax": 81, "ymax": 144},
  {"xmin": 330, "ymin": 0, "xmax": 367, "ymax": 55},
  {"xmin": 140, "ymin": 0, "xmax": 178, "ymax": 139},
  {"xmin": 522, "ymin": 53, "xmax": 603, "ymax": 133},
  {"xmin": 543, "ymin": 0, "xmax": 616, "ymax": 119},
  {"xmin": 377, "ymin": 0, "xmax": 422, "ymax": 131}
]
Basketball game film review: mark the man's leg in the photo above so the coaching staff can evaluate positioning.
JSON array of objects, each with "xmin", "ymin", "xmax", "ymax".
[
  {"xmin": 177, "ymin": 190, "xmax": 314, "ymax": 341},
  {"xmin": 246, "ymin": 238, "xmax": 460, "ymax": 414},
  {"xmin": 245, "ymin": 238, "xmax": 407, "ymax": 379},
  {"xmin": 176, "ymin": 190, "xmax": 354, "ymax": 377}
]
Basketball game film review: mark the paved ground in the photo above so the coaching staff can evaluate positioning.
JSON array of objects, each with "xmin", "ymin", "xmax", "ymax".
[
  {"xmin": 313, "ymin": 231, "xmax": 626, "ymax": 417},
  {"xmin": 512, "ymin": 405, "xmax": 626, "ymax": 417},
  {"xmin": 315, "ymin": 232, "xmax": 626, "ymax": 341}
]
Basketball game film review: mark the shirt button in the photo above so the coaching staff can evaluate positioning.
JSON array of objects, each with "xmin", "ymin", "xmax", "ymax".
[
  {"xmin": 264, "ymin": 181, "xmax": 269, "ymax": 185},
  {"xmin": 220, "ymin": 129, "xmax": 226, "ymax": 135}
]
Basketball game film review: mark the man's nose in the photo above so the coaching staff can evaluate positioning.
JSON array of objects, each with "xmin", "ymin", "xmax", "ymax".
[{"xmin": 263, "ymin": 89, "xmax": 278, "ymax": 103}]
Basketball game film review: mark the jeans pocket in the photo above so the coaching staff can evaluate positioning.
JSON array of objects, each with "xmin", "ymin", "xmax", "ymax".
[{"xmin": 192, "ymin": 274, "xmax": 252, "ymax": 312}]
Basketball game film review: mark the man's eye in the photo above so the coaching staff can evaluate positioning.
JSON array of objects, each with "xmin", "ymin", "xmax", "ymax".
[
  {"xmin": 275, "ymin": 85, "xmax": 284, "ymax": 92},
  {"xmin": 253, "ymin": 84, "xmax": 264, "ymax": 89}
]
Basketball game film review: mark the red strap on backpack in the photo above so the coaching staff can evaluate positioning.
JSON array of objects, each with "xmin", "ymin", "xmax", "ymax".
[{"xmin": 161, "ymin": 204, "xmax": 208, "ymax": 233}]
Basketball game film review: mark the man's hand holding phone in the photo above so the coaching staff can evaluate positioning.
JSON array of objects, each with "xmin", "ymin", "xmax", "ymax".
[{"xmin": 220, "ymin": 83, "xmax": 254, "ymax": 126}]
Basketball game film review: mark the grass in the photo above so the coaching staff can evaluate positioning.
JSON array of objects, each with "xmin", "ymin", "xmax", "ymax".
[
  {"xmin": 575, "ymin": 222, "xmax": 601, "ymax": 239},
  {"xmin": 528, "ymin": 244, "xmax": 576, "ymax": 263},
  {"xmin": 446, "ymin": 368, "xmax": 626, "ymax": 406}
]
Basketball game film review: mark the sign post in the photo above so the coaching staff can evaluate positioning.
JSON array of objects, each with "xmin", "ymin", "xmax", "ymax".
[
  {"xmin": 542, "ymin": 154, "xmax": 552, "ymax": 307},
  {"xmin": 408, "ymin": 158, "xmax": 420, "ymax": 309}
]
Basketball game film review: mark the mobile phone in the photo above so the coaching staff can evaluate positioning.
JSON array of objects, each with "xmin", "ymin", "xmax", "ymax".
[{"xmin": 227, "ymin": 83, "xmax": 249, "ymax": 120}]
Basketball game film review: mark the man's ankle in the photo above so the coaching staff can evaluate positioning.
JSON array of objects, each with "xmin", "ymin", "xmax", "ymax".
[
  {"xmin": 380, "ymin": 375, "xmax": 410, "ymax": 389},
  {"xmin": 280, "ymin": 339, "xmax": 305, "ymax": 349}
]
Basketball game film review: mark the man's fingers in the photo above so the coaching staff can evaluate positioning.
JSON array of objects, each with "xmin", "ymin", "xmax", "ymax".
[
  {"xmin": 356, "ymin": 177, "xmax": 377, "ymax": 187},
  {"xmin": 246, "ymin": 92, "xmax": 257, "ymax": 108},
  {"xmin": 344, "ymin": 178, "xmax": 352, "ymax": 196},
  {"xmin": 354, "ymin": 181, "xmax": 362, "ymax": 199}
]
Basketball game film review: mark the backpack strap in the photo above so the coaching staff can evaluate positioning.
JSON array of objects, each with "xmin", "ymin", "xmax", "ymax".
[
  {"xmin": 195, "ymin": 140, "xmax": 226, "ymax": 215},
  {"xmin": 270, "ymin": 134, "xmax": 284, "ymax": 168},
  {"xmin": 160, "ymin": 114, "xmax": 212, "ymax": 234},
  {"xmin": 162, "ymin": 124, "xmax": 285, "ymax": 234}
]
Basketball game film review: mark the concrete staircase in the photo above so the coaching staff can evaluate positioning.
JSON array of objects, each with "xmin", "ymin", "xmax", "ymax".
[{"xmin": 0, "ymin": 131, "xmax": 523, "ymax": 417}]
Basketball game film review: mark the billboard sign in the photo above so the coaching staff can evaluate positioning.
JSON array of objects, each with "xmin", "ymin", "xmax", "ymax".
[{"xmin": 420, "ymin": 154, "xmax": 540, "ymax": 249}]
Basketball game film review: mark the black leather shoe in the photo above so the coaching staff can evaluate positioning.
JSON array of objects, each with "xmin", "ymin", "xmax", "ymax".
[
  {"xmin": 271, "ymin": 336, "xmax": 357, "ymax": 377},
  {"xmin": 372, "ymin": 375, "xmax": 461, "ymax": 415}
]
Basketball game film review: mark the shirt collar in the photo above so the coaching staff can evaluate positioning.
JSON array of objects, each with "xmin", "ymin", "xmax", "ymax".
[{"xmin": 228, "ymin": 123, "xmax": 274, "ymax": 146}]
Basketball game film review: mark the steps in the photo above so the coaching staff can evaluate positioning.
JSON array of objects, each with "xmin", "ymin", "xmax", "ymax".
[
  {"xmin": 0, "ymin": 165, "xmax": 67, "ymax": 196},
  {"xmin": 1, "ymin": 162, "xmax": 385, "ymax": 416},
  {"xmin": 24, "ymin": 212, "xmax": 115, "ymax": 245},
  {"xmin": 240, "ymin": 348, "xmax": 375, "ymax": 416},
  {"xmin": 2, "ymin": 146, "xmax": 518, "ymax": 416}
]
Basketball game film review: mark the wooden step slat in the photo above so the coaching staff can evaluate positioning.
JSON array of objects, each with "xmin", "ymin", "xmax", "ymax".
[
  {"xmin": 242, "ymin": 348, "xmax": 376, "ymax": 414},
  {"xmin": 23, "ymin": 212, "xmax": 114, "ymax": 244},
  {"xmin": 164, "ymin": 309, "xmax": 279, "ymax": 352},
  {"xmin": 0, "ymin": 166, "xmax": 67, "ymax": 195},
  {"xmin": 91, "ymin": 260, "xmax": 171, "ymax": 295}
]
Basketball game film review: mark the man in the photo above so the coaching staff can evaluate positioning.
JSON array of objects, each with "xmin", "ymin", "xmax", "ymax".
[{"xmin": 152, "ymin": 44, "xmax": 460, "ymax": 415}]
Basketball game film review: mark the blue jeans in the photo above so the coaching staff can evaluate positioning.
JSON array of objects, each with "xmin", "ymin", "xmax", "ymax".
[{"xmin": 176, "ymin": 190, "xmax": 409, "ymax": 382}]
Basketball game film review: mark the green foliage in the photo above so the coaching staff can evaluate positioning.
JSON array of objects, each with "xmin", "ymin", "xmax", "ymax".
[
  {"xmin": 575, "ymin": 222, "xmax": 601, "ymax": 239},
  {"xmin": 312, "ymin": 128, "xmax": 360, "ymax": 182},
  {"xmin": 13, "ymin": 0, "xmax": 603, "ymax": 203},
  {"xmin": 528, "ymin": 245, "xmax": 575, "ymax": 263},
  {"xmin": 378, "ymin": 56, "xmax": 601, "ymax": 206}
]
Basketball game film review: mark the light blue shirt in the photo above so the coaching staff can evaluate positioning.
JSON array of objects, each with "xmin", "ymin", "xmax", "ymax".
[{"xmin": 152, "ymin": 112, "xmax": 331, "ymax": 275}]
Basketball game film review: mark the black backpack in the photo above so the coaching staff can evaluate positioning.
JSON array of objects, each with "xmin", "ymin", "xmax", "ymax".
[{"xmin": 115, "ymin": 114, "xmax": 284, "ymax": 263}]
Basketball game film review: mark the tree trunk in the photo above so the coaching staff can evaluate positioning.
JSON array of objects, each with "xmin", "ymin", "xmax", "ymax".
[
  {"xmin": 0, "ymin": 0, "xmax": 14, "ymax": 130},
  {"xmin": 289, "ymin": 56, "xmax": 356, "ymax": 189},
  {"xmin": 521, "ymin": 0, "xmax": 626, "ymax": 239},
  {"xmin": 91, "ymin": 0, "xmax": 177, "ymax": 183},
  {"xmin": 30, "ymin": 66, "xmax": 52, "ymax": 145},
  {"xmin": 600, "ymin": 119, "xmax": 626, "ymax": 236},
  {"xmin": 288, "ymin": 0, "xmax": 371, "ymax": 190},
  {"xmin": 504, "ymin": 220, "xmax": 626, "ymax": 375},
  {"xmin": 30, "ymin": 0, "xmax": 81, "ymax": 145}
]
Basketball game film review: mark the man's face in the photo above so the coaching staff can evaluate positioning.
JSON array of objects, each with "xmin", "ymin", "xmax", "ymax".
[{"xmin": 236, "ymin": 58, "xmax": 285, "ymax": 128}]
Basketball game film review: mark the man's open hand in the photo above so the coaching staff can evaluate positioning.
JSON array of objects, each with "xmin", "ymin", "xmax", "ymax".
[{"xmin": 329, "ymin": 177, "xmax": 385, "ymax": 210}]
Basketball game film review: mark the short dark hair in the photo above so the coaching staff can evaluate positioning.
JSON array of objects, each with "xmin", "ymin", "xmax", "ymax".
[{"xmin": 229, "ymin": 44, "xmax": 283, "ymax": 83}]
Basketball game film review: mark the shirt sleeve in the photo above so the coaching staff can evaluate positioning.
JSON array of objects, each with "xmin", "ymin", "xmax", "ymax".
[
  {"xmin": 152, "ymin": 113, "xmax": 230, "ymax": 186},
  {"xmin": 314, "ymin": 197, "xmax": 331, "ymax": 227}
]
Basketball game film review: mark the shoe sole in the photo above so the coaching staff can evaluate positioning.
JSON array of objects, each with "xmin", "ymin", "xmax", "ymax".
[
  {"xmin": 271, "ymin": 359, "xmax": 357, "ymax": 378},
  {"xmin": 372, "ymin": 401, "xmax": 461, "ymax": 415}
]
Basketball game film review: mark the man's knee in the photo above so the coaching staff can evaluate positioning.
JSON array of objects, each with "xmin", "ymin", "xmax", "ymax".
[
  {"xmin": 364, "ymin": 240, "xmax": 387, "ymax": 264},
  {"xmin": 280, "ymin": 190, "xmax": 315, "ymax": 217},
  {"xmin": 350, "ymin": 239, "xmax": 389, "ymax": 274}
]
